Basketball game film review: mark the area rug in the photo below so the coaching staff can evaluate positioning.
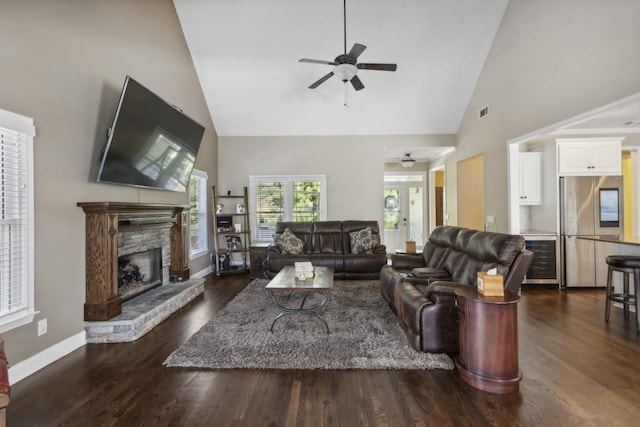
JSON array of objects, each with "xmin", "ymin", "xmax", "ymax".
[{"xmin": 164, "ymin": 279, "xmax": 454, "ymax": 370}]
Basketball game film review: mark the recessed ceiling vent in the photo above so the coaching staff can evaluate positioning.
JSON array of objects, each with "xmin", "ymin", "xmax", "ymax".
[
  {"xmin": 622, "ymin": 120, "xmax": 640, "ymax": 127},
  {"xmin": 478, "ymin": 105, "xmax": 489, "ymax": 120}
]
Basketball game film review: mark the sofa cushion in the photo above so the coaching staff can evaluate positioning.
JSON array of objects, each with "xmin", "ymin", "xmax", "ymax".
[
  {"xmin": 350, "ymin": 227, "xmax": 377, "ymax": 254},
  {"xmin": 275, "ymin": 227, "xmax": 304, "ymax": 254}
]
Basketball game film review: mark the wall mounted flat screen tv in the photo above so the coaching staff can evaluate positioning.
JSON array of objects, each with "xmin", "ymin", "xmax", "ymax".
[{"xmin": 96, "ymin": 76, "xmax": 205, "ymax": 192}]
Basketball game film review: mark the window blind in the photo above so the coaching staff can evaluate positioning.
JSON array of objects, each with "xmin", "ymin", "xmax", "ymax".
[
  {"xmin": 254, "ymin": 181, "xmax": 285, "ymax": 240},
  {"xmin": 250, "ymin": 176, "xmax": 326, "ymax": 243},
  {"xmin": 0, "ymin": 108, "xmax": 35, "ymax": 333},
  {"xmin": 189, "ymin": 170, "xmax": 208, "ymax": 257},
  {"xmin": 0, "ymin": 125, "xmax": 29, "ymax": 318}
]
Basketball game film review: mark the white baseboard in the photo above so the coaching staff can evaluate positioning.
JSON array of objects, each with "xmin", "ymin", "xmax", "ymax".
[
  {"xmin": 192, "ymin": 265, "xmax": 213, "ymax": 279},
  {"xmin": 8, "ymin": 330, "xmax": 86, "ymax": 385},
  {"xmin": 8, "ymin": 271, "xmax": 211, "ymax": 385}
]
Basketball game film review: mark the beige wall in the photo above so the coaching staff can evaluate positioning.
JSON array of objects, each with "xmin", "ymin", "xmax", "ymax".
[
  {"xmin": 0, "ymin": 1, "xmax": 217, "ymax": 365},
  {"xmin": 218, "ymin": 134, "xmax": 455, "ymax": 234},
  {"xmin": 454, "ymin": 0, "xmax": 640, "ymax": 232}
]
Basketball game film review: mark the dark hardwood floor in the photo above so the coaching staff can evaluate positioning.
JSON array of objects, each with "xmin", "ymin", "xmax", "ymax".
[{"xmin": 8, "ymin": 275, "xmax": 640, "ymax": 426}]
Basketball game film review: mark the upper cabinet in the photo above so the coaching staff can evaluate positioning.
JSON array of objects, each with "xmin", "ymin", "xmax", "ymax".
[
  {"xmin": 557, "ymin": 137, "xmax": 624, "ymax": 176},
  {"xmin": 519, "ymin": 152, "xmax": 542, "ymax": 205}
]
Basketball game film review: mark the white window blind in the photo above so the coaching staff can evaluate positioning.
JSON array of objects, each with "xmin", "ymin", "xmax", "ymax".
[
  {"xmin": 0, "ymin": 108, "xmax": 36, "ymax": 333},
  {"xmin": 250, "ymin": 175, "xmax": 326, "ymax": 242},
  {"xmin": 189, "ymin": 170, "xmax": 208, "ymax": 258}
]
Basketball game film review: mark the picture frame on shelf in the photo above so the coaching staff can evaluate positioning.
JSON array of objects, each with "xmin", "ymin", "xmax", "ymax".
[
  {"xmin": 216, "ymin": 215, "xmax": 232, "ymax": 232},
  {"xmin": 225, "ymin": 235, "xmax": 242, "ymax": 250}
]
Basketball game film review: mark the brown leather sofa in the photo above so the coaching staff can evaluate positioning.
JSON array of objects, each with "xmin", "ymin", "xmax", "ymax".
[
  {"xmin": 380, "ymin": 225, "xmax": 533, "ymax": 353},
  {"xmin": 266, "ymin": 220, "xmax": 387, "ymax": 280}
]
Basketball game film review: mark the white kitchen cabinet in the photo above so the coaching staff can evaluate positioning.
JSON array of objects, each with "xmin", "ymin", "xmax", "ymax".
[
  {"xmin": 518, "ymin": 152, "xmax": 542, "ymax": 205},
  {"xmin": 557, "ymin": 137, "xmax": 624, "ymax": 176}
]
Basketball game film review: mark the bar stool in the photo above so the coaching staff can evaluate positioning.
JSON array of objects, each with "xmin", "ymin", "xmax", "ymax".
[{"xmin": 605, "ymin": 255, "xmax": 640, "ymax": 331}]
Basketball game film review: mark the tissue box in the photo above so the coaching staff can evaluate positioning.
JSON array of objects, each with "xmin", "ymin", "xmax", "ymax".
[{"xmin": 476, "ymin": 271, "xmax": 504, "ymax": 297}]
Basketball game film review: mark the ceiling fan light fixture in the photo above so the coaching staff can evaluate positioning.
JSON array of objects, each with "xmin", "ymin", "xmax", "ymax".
[
  {"xmin": 333, "ymin": 63, "xmax": 357, "ymax": 82},
  {"xmin": 401, "ymin": 154, "xmax": 416, "ymax": 168}
]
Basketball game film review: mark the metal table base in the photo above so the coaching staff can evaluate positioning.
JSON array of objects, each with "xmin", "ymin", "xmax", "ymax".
[{"xmin": 268, "ymin": 291, "xmax": 331, "ymax": 334}]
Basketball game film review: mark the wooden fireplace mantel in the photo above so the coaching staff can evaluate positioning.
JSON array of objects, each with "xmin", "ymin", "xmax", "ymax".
[{"xmin": 77, "ymin": 201, "xmax": 191, "ymax": 321}]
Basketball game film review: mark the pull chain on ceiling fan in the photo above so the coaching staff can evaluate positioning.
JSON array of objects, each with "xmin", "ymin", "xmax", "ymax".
[{"xmin": 299, "ymin": 0, "xmax": 397, "ymax": 96}]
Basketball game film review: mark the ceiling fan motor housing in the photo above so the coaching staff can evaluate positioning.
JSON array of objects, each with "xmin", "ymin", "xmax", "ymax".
[{"xmin": 334, "ymin": 54, "xmax": 356, "ymax": 65}]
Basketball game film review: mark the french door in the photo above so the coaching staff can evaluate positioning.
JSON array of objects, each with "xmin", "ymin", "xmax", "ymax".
[{"xmin": 383, "ymin": 175, "xmax": 425, "ymax": 253}]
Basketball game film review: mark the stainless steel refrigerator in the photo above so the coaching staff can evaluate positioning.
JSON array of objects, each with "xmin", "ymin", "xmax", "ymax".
[{"xmin": 560, "ymin": 176, "xmax": 624, "ymax": 287}]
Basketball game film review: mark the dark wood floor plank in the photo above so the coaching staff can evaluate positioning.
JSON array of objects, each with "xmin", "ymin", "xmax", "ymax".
[{"xmin": 7, "ymin": 275, "xmax": 640, "ymax": 426}]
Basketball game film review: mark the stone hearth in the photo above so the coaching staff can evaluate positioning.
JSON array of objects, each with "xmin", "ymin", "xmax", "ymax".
[{"xmin": 85, "ymin": 277, "xmax": 204, "ymax": 343}]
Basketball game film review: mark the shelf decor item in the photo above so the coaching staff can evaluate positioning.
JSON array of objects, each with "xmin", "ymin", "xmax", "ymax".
[
  {"xmin": 216, "ymin": 215, "xmax": 233, "ymax": 232},
  {"xmin": 218, "ymin": 252, "xmax": 230, "ymax": 271},
  {"xmin": 237, "ymin": 203, "xmax": 245, "ymax": 214},
  {"xmin": 225, "ymin": 235, "xmax": 242, "ymax": 250}
]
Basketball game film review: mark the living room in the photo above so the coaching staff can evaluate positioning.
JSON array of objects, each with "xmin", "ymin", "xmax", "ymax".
[{"xmin": 2, "ymin": 0, "xmax": 640, "ymax": 424}]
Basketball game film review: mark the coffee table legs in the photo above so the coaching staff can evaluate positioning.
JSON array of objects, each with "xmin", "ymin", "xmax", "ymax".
[{"xmin": 268, "ymin": 291, "xmax": 330, "ymax": 333}]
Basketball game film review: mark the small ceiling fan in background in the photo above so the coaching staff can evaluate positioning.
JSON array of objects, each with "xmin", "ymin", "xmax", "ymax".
[
  {"xmin": 399, "ymin": 153, "xmax": 416, "ymax": 168},
  {"xmin": 299, "ymin": 0, "xmax": 397, "ymax": 92}
]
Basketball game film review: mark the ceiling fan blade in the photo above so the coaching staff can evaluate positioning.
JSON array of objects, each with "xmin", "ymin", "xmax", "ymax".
[
  {"xmin": 299, "ymin": 59, "xmax": 337, "ymax": 66},
  {"xmin": 350, "ymin": 75, "xmax": 364, "ymax": 91},
  {"xmin": 309, "ymin": 72, "xmax": 334, "ymax": 89},
  {"xmin": 348, "ymin": 43, "xmax": 367, "ymax": 60},
  {"xmin": 357, "ymin": 63, "xmax": 397, "ymax": 71}
]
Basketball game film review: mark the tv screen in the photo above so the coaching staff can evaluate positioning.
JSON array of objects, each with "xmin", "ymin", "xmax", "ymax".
[{"xmin": 96, "ymin": 76, "xmax": 205, "ymax": 192}]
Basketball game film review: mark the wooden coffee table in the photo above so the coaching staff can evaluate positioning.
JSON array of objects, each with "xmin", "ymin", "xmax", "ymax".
[{"xmin": 265, "ymin": 266, "xmax": 334, "ymax": 333}]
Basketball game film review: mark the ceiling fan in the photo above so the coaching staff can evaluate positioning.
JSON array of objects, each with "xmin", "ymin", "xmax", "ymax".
[
  {"xmin": 299, "ymin": 0, "xmax": 397, "ymax": 91},
  {"xmin": 399, "ymin": 153, "xmax": 416, "ymax": 168}
]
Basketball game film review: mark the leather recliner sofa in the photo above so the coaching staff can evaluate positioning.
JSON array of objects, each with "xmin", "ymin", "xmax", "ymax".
[
  {"xmin": 380, "ymin": 225, "xmax": 533, "ymax": 353},
  {"xmin": 266, "ymin": 220, "xmax": 387, "ymax": 280}
]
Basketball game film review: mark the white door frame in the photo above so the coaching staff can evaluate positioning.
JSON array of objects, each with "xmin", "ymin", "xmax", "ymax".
[
  {"xmin": 383, "ymin": 171, "xmax": 427, "ymax": 251},
  {"xmin": 428, "ymin": 165, "xmax": 445, "ymax": 233}
]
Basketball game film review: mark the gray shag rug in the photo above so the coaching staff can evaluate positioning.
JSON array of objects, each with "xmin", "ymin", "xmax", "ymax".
[{"xmin": 164, "ymin": 279, "xmax": 454, "ymax": 370}]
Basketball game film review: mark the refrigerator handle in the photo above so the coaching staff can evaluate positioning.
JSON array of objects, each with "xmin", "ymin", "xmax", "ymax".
[{"xmin": 559, "ymin": 177, "xmax": 566, "ymax": 234}]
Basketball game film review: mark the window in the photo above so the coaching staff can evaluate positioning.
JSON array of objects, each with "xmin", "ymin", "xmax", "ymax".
[
  {"xmin": 0, "ymin": 108, "xmax": 36, "ymax": 333},
  {"xmin": 188, "ymin": 169, "xmax": 208, "ymax": 258},
  {"xmin": 250, "ymin": 175, "xmax": 327, "ymax": 242}
]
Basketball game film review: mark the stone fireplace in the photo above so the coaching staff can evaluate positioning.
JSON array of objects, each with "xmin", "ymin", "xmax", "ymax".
[{"xmin": 77, "ymin": 202, "xmax": 190, "ymax": 321}]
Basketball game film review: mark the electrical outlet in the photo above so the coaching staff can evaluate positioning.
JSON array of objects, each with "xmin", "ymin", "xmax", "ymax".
[{"xmin": 38, "ymin": 318, "xmax": 47, "ymax": 336}]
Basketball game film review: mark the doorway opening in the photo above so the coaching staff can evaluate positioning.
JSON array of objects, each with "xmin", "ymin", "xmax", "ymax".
[
  {"xmin": 429, "ymin": 166, "xmax": 446, "ymax": 232},
  {"xmin": 383, "ymin": 172, "xmax": 426, "ymax": 254}
]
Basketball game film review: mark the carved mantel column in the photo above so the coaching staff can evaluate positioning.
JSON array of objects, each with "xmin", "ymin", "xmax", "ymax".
[{"xmin": 77, "ymin": 202, "xmax": 190, "ymax": 321}]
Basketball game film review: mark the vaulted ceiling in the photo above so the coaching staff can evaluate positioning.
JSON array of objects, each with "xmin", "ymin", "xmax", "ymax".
[{"xmin": 174, "ymin": 0, "xmax": 509, "ymax": 138}]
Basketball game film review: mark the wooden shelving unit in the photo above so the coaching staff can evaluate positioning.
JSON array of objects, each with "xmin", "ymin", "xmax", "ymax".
[{"xmin": 212, "ymin": 186, "xmax": 251, "ymax": 276}]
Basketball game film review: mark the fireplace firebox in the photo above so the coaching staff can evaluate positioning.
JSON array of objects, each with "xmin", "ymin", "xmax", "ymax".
[{"xmin": 118, "ymin": 247, "xmax": 163, "ymax": 302}]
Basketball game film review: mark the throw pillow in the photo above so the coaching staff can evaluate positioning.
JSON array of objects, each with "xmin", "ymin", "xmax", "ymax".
[
  {"xmin": 275, "ymin": 228, "xmax": 304, "ymax": 254},
  {"xmin": 350, "ymin": 227, "xmax": 377, "ymax": 254}
]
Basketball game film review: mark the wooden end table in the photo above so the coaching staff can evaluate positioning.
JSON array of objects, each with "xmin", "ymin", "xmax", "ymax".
[{"xmin": 454, "ymin": 287, "xmax": 521, "ymax": 394}]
